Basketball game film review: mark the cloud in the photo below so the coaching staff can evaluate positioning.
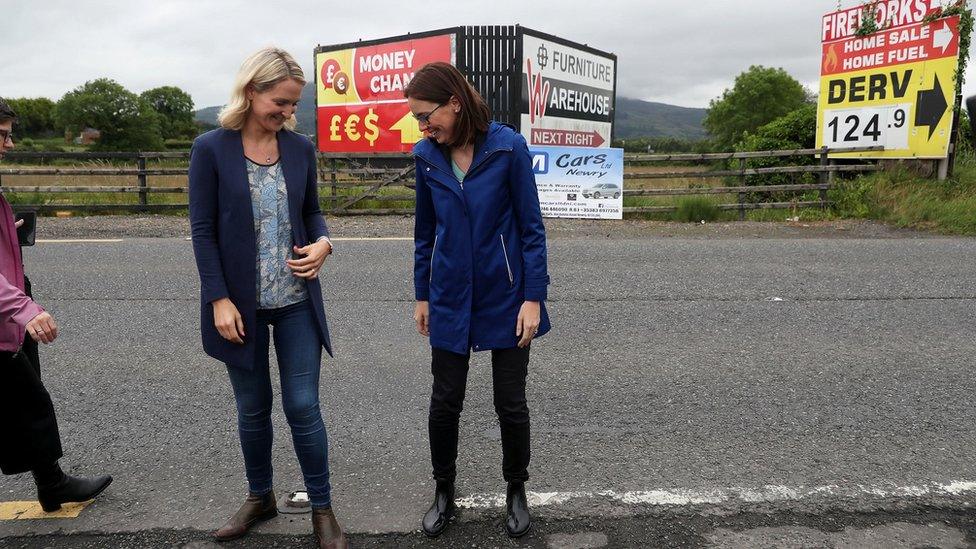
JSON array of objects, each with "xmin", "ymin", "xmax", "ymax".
[{"xmin": 1, "ymin": 0, "xmax": 973, "ymax": 111}]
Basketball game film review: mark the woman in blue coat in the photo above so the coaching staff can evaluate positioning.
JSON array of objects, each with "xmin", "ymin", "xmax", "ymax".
[
  {"xmin": 189, "ymin": 47, "xmax": 347, "ymax": 549},
  {"xmin": 405, "ymin": 62, "xmax": 551, "ymax": 538}
]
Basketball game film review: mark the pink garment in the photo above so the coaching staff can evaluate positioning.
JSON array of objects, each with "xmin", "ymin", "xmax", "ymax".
[{"xmin": 0, "ymin": 195, "xmax": 43, "ymax": 351}]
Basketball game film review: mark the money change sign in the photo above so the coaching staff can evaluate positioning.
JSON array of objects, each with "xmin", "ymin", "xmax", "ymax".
[{"xmin": 315, "ymin": 33, "xmax": 455, "ymax": 153}]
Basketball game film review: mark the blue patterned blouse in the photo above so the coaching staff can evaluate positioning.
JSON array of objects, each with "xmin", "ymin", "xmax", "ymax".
[{"xmin": 246, "ymin": 158, "xmax": 308, "ymax": 309}]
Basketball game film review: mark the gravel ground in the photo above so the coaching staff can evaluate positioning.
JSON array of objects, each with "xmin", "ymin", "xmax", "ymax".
[{"xmin": 30, "ymin": 214, "xmax": 941, "ymax": 240}]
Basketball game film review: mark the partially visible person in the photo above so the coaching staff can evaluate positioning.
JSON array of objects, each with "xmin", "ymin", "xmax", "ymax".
[
  {"xmin": 0, "ymin": 97, "xmax": 113, "ymax": 511},
  {"xmin": 406, "ymin": 62, "xmax": 551, "ymax": 539},
  {"xmin": 189, "ymin": 48, "xmax": 347, "ymax": 548}
]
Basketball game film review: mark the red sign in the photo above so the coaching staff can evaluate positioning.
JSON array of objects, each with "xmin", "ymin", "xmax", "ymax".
[
  {"xmin": 315, "ymin": 34, "xmax": 455, "ymax": 152},
  {"xmin": 317, "ymin": 103, "xmax": 424, "ymax": 153},
  {"xmin": 822, "ymin": 1, "xmax": 942, "ymax": 43},
  {"xmin": 530, "ymin": 128, "xmax": 605, "ymax": 147},
  {"xmin": 352, "ymin": 39, "xmax": 453, "ymax": 103},
  {"xmin": 821, "ymin": 16, "xmax": 959, "ymax": 76}
]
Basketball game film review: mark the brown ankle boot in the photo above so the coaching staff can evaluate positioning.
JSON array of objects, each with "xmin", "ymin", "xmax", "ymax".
[
  {"xmin": 312, "ymin": 507, "xmax": 348, "ymax": 549},
  {"xmin": 214, "ymin": 492, "xmax": 278, "ymax": 541}
]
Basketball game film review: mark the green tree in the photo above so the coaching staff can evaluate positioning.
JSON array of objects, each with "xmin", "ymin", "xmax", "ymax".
[
  {"xmin": 731, "ymin": 104, "xmax": 818, "ymax": 198},
  {"xmin": 140, "ymin": 86, "xmax": 196, "ymax": 139},
  {"xmin": 6, "ymin": 97, "xmax": 57, "ymax": 137},
  {"xmin": 55, "ymin": 78, "xmax": 163, "ymax": 151},
  {"xmin": 704, "ymin": 66, "xmax": 811, "ymax": 150},
  {"xmin": 737, "ymin": 103, "xmax": 818, "ymax": 151}
]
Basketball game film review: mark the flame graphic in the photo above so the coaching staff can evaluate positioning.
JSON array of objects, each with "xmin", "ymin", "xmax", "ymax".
[{"xmin": 823, "ymin": 45, "xmax": 839, "ymax": 74}]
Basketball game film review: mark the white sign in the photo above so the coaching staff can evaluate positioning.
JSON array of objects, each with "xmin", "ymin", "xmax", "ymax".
[
  {"xmin": 821, "ymin": 103, "xmax": 911, "ymax": 150},
  {"xmin": 521, "ymin": 33, "xmax": 615, "ymax": 149},
  {"xmin": 531, "ymin": 146, "xmax": 624, "ymax": 219}
]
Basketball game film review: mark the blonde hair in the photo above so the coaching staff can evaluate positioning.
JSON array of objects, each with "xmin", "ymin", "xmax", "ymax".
[{"xmin": 218, "ymin": 47, "xmax": 306, "ymax": 131}]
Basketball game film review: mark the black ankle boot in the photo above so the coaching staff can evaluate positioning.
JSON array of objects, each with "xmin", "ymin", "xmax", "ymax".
[
  {"xmin": 422, "ymin": 479, "xmax": 455, "ymax": 537},
  {"xmin": 36, "ymin": 472, "xmax": 113, "ymax": 513},
  {"xmin": 505, "ymin": 481, "xmax": 531, "ymax": 538}
]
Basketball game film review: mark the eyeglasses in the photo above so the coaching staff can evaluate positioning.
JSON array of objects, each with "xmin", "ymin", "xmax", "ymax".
[
  {"xmin": 413, "ymin": 103, "xmax": 445, "ymax": 126},
  {"xmin": 0, "ymin": 129, "xmax": 11, "ymax": 143}
]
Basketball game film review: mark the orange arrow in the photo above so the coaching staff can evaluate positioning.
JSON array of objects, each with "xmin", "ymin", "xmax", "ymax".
[{"xmin": 391, "ymin": 111, "xmax": 425, "ymax": 145}]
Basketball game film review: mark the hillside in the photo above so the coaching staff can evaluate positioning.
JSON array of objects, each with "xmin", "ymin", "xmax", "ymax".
[
  {"xmin": 613, "ymin": 98, "xmax": 707, "ymax": 140},
  {"xmin": 195, "ymin": 87, "xmax": 707, "ymax": 140}
]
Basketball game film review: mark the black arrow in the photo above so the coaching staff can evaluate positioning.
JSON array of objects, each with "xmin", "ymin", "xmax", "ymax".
[{"xmin": 914, "ymin": 74, "xmax": 948, "ymax": 140}]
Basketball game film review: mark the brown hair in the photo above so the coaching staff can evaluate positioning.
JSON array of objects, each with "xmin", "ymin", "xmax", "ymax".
[
  {"xmin": 0, "ymin": 97, "xmax": 16, "ymax": 124},
  {"xmin": 404, "ymin": 62, "xmax": 490, "ymax": 147}
]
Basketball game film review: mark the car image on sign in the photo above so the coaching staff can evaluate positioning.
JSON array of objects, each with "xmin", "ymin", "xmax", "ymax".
[{"xmin": 582, "ymin": 183, "xmax": 620, "ymax": 199}]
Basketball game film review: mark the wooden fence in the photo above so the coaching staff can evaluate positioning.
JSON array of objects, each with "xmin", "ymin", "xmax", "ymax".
[{"xmin": 0, "ymin": 147, "xmax": 881, "ymax": 218}]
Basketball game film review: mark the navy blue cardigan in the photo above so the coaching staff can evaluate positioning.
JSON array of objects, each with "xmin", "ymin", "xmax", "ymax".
[{"xmin": 189, "ymin": 128, "xmax": 332, "ymax": 369}]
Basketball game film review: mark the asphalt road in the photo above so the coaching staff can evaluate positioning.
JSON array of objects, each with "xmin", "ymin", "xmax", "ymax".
[{"xmin": 1, "ymin": 228, "xmax": 976, "ymax": 548}]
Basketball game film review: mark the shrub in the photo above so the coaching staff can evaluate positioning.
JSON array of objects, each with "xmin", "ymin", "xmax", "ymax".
[
  {"xmin": 673, "ymin": 196, "xmax": 719, "ymax": 222},
  {"xmin": 730, "ymin": 104, "xmax": 818, "ymax": 202},
  {"xmin": 164, "ymin": 139, "xmax": 193, "ymax": 150}
]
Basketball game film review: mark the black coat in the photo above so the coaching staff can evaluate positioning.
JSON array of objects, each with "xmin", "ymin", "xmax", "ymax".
[{"xmin": 0, "ymin": 276, "xmax": 63, "ymax": 475}]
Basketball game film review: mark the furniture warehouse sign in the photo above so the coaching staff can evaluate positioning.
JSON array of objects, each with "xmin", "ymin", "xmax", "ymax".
[
  {"xmin": 816, "ymin": 1, "xmax": 960, "ymax": 158},
  {"xmin": 531, "ymin": 146, "xmax": 624, "ymax": 219},
  {"xmin": 315, "ymin": 34, "xmax": 455, "ymax": 153},
  {"xmin": 521, "ymin": 31, "xmax": 616, "ymax": 149}
]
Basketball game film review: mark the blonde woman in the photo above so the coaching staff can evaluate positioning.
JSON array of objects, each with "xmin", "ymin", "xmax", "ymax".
[{"xmin": 189, "ymin": 47, "xmax": 347, "ymax": 548}]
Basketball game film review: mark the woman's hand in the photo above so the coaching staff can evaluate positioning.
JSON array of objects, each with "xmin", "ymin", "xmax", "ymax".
[
  {"xmin": 414, "ymin": 301, "xmax": 430, "ymax": 337},
  {"xmin": 212, "ymin": 297, "xmax": 245, "ymax": 344},
  {"xmin": 26, "ymin": 311, "xmax": 57, "ymax": 344},
  {"xmin": 515, "ymin": 301, "xmax": 541, "ymax": 348},
  {"xmin": 287, "ymin": 239, "xmax": 332, "ymax": 279}
]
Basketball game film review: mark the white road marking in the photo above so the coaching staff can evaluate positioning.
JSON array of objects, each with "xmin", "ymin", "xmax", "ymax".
[
  {"xmin": 455, "ymin": 481, "xmax": 976, "ymax": 509},
  {"xmin": 36, "ymin": 239, "xmax": 123, "ymax": 243}
]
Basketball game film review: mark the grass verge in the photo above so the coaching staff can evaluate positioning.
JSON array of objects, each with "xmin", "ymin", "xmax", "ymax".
[{"xmin": 829, "ymin": 152, "xmax": 976, "ymax": 234}]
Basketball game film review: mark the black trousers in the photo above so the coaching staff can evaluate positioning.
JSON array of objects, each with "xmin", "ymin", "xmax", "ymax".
[
  {"xmin": 0, "ymin": 276, "xmax": 63, "ymax": 475},
  {"xmin": 428, "ymin": 345, "xmax": 530, "ymax": 483}
]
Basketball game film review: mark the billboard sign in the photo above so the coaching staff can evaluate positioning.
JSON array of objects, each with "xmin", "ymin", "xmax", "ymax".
[
  {"xmin": 816, "ymin": 2, "xmax": 960, "ymax": 158},
  {"xmin": 521, "ymin": 31, "xmax": 616, "ymax": 149},
  {"xmin": 315, "ymin": 33, "xmax": 456, "ymax": 153},
  {"xmin": 531, "ymin": 146, "xmax": 624, "ymax": 219}
]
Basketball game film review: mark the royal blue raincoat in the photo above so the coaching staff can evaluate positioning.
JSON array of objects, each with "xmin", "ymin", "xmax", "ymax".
[{"xmin": 413, "ymin": 122, "xmax": 551, "ymax": 355}]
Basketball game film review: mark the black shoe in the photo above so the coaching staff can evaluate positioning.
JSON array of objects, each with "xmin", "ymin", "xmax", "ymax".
[
  {"xmin": 422, "ymin": 479, "xmax": 455, "ymax": 537},
  {"xmin": 505, "ymin": 481, "xmax": 531, "ymax": 538},
  {"xmin": 37, "ymin": 473, "xmax": 113, "ymax": 512}
]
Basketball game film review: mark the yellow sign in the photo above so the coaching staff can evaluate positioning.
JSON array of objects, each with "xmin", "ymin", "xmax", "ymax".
[
  {"xmin": 815, "ymin": 13, "xmax": 961, "ymax": 159},
  {"xmin": 817, "ymin": 56, "xmax": 957, "ymax": 158},
  {"xmin": 390, "ymin": 111, "xmax": 425, "ymax": 144},
  {"xmin": 316, "ymin": 49, "xmax": 361, "ymax": 106}
]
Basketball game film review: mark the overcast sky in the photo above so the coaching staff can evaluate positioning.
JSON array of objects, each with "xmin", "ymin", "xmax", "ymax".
[{"xmin": 2, "ymin": 0, "xmax": 974, "ymax": 110}]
